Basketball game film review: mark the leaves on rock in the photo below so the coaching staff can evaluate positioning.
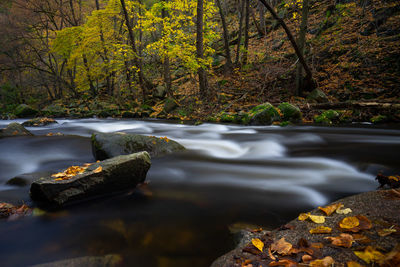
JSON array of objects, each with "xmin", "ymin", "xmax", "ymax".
[
  {"xmin": 346, "ymin": 261, "xmax": 364, "ymax": 267},
  {"xmin": 93, "ymin": 166, "xmax": 103, "ymax": 173},
  {"xmin": 339, "ymin": 216, "xmax": 360, "ymax": 229},
  {"xmin": 354, "ymin": 246, "xmax": 385, "ymax": 264},
  {"xmin": 336, "ymin": 205, "xmax": 352, "ymax": 215},
  {"xmin": 377, "ymin": 227, "xmax": 397, "ymax": 237},
  {"xmin": 270, "ymin": 238, "xmax": 293, "ymax": 255},
  {"xmin": 318, "ymin": 203, "xmax": 342, "ymax": 216},
  {"xmin": 251, "ymin": 238, "xmax": 264, "ymax": 253},
  {"xmin": 52, "ymin": 162, "xmax": 100, "ymax": 181},
  {"xmin": 309, "ymin": 256, "xmax": 334, "ymax": 267},
  {"xmin": 0, "ymin": 202, "xmax": 31, "ymax": 220},
  {"xmin": 269, "ymin": 259, "xmax": 298, "ymax": 267},
  {"xmin": 325, "ymin": 233, "xmax": 354, "ymax": 248},
  {"xmin": 339, "ymin": 215, "xmax": 372, "ymax": 232},
  {"xmin": 309, "ymin": 226, "xmax": 332, "ymax": 234},
  {"xmin": 298, "ymin": 212, "xmax": 325, "ymax": 223}
]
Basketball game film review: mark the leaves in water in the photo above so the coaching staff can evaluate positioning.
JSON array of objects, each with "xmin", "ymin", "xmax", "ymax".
[
  {"xmin": 309, "ymin": 256, "xmax": 334, "ymax": 267},
  {"xmin": 325, "ymin": 233, "xmax": 354, "ymax": 248},
  {"xmin": 318, "ymin": 203, "xmax": 342, "ymax": 216},
  {"xmin": 309, "ymin": 226, "xmax": 332, "ymax": 234},
  {"xmin": 251, "ymin": 238, "xmax": 264, "ymax": 253},
  {"xmin": 270, "ymin": 238, "xmax": 293, "ymax": 255}
]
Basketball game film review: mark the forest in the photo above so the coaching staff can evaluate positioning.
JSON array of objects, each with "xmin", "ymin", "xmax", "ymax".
[
  {"xmin": 0, "ymin": 1, "xmax": 400, "ymax": 266},
  {"xmin": 0, "ymin": 0, "xmax": 399, "ymax": 125}
]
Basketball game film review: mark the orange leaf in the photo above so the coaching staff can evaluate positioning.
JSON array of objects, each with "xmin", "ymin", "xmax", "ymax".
[
  {"xmin": 269, "ymin": 259, "xmax": 298, "ymax": 267},
  {"xmin": 339, "ymin": 216, "xmax": 360, "ymax": 229},
  {"xmin": 270, "ymin": 238, "xmax": 293, "ymax": 255},
  {"xmin": 93, "ymin": 166, "xmax": 103, "ymax": 173},
  {"xmin": 309, "ymin": 226, "xmax": 332, "ymax": 234},
  {"xmin": 354, "ymin": 246, "xmax": 385, "ymax": 264},
  {"xmin": 325, "ymin": 233, "xmax": 354, "ymax": 248},
  {"xmin": 302, "ymin": 255, "xmax": 313, "ymax": 264},
  {"xmin": 309, "ymin": 256, "xmax": 335, "ymax": 267},
  {"xmin": 346, "ymin": 261, "xmax": 364, "ymax": 267},
  {"xmin": 318, "ymin": 203, "xmax": 342, "ymax": 216}
]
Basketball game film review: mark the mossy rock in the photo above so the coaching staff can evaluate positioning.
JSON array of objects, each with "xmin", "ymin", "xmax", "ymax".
[
  {"xmin": 278, "ymin": 102, "xmax": 302, "ymax": 123},
  {"xmin": 307, "ymin": 89, "xmax": 329, "ymax": 103},
  {"xmin": 42, "ymin": 104, "xmax": 68, "ymax": 117},
  {"xmin": 219, "ymin": 112, "xmax": 237, "ymax": 123},
  {"xmin": 22, "ymin": 117, "xmax": 57, "ymax": 127},
  {"xmin": 163, "ymin": 98, "xmax": 179, "ymax": 114},
  {"xmin": 314, "ymin": 110, "xmax": 340, "ymax": 124},
  {"xmin": 97, "ymin": 110, "xmax": 112, "ymax": 118},
  {"xmin": 249, "ymin": 103, "xmax": 281, "ymax": 125},
  {"xmin": 14, "ymin": 104, "xmax": 38, "ymax": 118},
  {"xmin": 0, "ymin": 123, "xmax": 33, "ymax": 138},
  {"xmin": 371, "ymin": 115, "xmax": 388, "ymax": 124},
  {"xmin": 121, "ymin": 111, "xmax": 137, "ymax": 118}
]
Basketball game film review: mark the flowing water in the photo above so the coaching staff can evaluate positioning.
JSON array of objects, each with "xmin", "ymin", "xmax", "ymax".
[{"xmin": 0, "ymin": 119, "xmax": 399, "ymax": 266}]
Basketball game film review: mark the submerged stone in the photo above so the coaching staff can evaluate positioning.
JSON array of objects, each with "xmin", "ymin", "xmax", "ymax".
[
  {"xmin": 22, "ymin": 117, "xmax": 57, "ymax": 127},
  {"xmin": 91, "ymin": 132, "xmax": 185, "ymax": 160},
  {"xmin": 30, "ymin": 254, "xmax": 122, "ymax": 267},
  {"xmin": 30, "ymin": 152, "xmax": 151, "ymax": 206}
]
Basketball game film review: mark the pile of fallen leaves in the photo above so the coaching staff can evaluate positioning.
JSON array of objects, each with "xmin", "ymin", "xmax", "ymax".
[
  {"xmin": 51, "ymin": 162, "xmax": 102, "ymax": 181},
  {"xmin": 236, "ymin": 200, "xmax": 400, "ymax": 267},
  {"xmin": 0, "ymin": 202, "xmax": 31, "ymax": 221}
]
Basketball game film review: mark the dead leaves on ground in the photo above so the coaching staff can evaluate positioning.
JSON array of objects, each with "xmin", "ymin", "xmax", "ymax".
[
  {"xmin": 0, "ymin": 202, "xmax": 31, "ymax": 220},
  {"xmin": 325, "ymin": 233, "xmax": 354, "ymax": 248},
  {"xmin": 51, "ymin": 162, "xmax": 102, "ymax": 181}
]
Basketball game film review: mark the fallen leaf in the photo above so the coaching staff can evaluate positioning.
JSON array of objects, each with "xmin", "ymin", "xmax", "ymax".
[
  {"xmin": 318, "ymin": 203, "xmax": 342, "ymax": 216},
  {"xmin": 310, "ymin": 226, "xmax": 332, "ymax": 234},
  {"xmin": 51, "ymin": 172, "xmax": 66, "ymax": 178},
  {"xmin": 309, "ymin": 256, "xmax": 334, "ymax": 267},
  {"xmin": 381, "ymin": 245, "xmax": 400, "ymax": 266},
  {"xmin": 354, "ymin": 246, "xmax": 385, "ymax": 264},
  {"xmin": 311, "ymin": 243, "xmax": 324, "ymax": 249},
  {"xmin": 93, "ymin": 166, "xmax": 103, "ymax": 173},
  {"xmin": 270, "ymin": 238, "xmax": 293, "ymax": 255},
  {"xmin": 268, "ymin": 246, "xmax": 276, "ymax": 261},
  {"xmin": 346, "ymin": 261, "xmax": 364, "ymax": 267},
  {"xmin": 339, "ymin": 216, "xmax": 360, "ymax": 229},
  {"xmin": 298, "ymin": 212, "xmax": 310, "ymax": 221},
  {"xmin": 352, "ymin": 234, "xmax": 372, "ymax": 244},
  {"xmin": 325, "ymin": 233, "xmax": 354, "ymax": 248},
  {"xmin": 336, "ymin": 204, "xmax": 352, "ymax": 215},
  {"xmin": 378, "ymin": 227, "xmax": 397, "ymax": 237},
  {"xmin": 340, "ymin": 215, "xmax": 372, "ymax": 232},
  {"xmin": 302, "ymin": 255, "xmax": 313, "ymax": 263},
  {"xmin": 269, "ymin": 259, "xmax": 298, "ymax": 267},
  {"xmin": 251, "ymin": 238, "xmax": 264, "ymax": 253}
]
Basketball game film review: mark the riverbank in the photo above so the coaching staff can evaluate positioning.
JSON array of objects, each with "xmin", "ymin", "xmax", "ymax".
[{"xmin": 212, "ymin": 188, "xmax": 400, "ymax": 267}]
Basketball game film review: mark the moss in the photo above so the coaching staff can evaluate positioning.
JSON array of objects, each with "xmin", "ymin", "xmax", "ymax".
[
  {"xmin": 371, "ymin": 115, "xmax": 388, "ymax": 124},
  {"xmin": 248, "ymin": 103, "xmax": 281, "ymax": 125},
  {"xmin": 314, "ymin": 110, "xmax": 340, "ymax": 124},
  {"xmin": 278, "ymin": 102, "xmax": 302, "ymax": 123}
]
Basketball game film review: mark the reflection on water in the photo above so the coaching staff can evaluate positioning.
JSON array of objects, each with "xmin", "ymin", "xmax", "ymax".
[{"xmin": 0, "ymin": 119, "xmax": 399, "ymax": 266}]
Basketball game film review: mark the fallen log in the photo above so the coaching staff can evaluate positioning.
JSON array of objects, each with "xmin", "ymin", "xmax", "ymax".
[{"xmin": 300, "ymin": 102, "xmax": 400, "ymax": 110}]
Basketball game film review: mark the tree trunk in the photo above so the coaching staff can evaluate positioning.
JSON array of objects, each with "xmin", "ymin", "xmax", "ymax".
[
  {"xmin": 295, "ymin": 0, "xmax": 310, "ymax": 96},
  {"xmin": 216, "ymin": 0, "xmax": 233, "ymax": 72},
  {"xmin": 161, "ymin": 2, "xmax": 172, "ymax": 96},
  {"xmin": 258, "ymin": 1, "xmax": 266, "ymax": 37},
  {"xmin": 258, "ymin": 0, "xmax": 315, "ymax": 91},
  {"xmin": 82, "ymin": 54, "xmax": 96, "ymax": 96},
  {"xmin": 196, "ymin": 0, "xmax": 208, "ymax": 98},
  {"xmin": 242, "ymin": 0, "xmax": 250, "ymax": 65},
  {"xmin": 235, "ymin": 0, "xmax": 245, "ymax": 65},
  {"xmin": 120, "ymin": 0, "xmax": 148, "ymax": 102}
]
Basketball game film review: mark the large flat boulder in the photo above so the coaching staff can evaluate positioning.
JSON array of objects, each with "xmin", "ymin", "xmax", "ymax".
[
  {"xmin": 0, "ymin": 122, "xmax": 33, "ymax": 138},
  {"xmin": 91, "ymin": 132, "xmax": 185, "ymax": 160},
  {"xmin": 30, "ymin": 152, "xmax": 151, "ymax": 206}
]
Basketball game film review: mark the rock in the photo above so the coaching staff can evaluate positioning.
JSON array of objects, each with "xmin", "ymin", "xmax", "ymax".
[
  {"xmin": 0, "ymin": 123, "xmax": 33, "ymax": 138},
  {"xmin": 30, "ymin": 254, "xmax": 122, "ymax": 267},
  {"xmin": 163, "ymin": 98, "xmax": 179, "ymax": 114},
  {"xmin": 42, "ymin": 104, "xmax": 68, "ymax": 117},
  {"xmin": 6, "ymin": 177, "xmax": 30, "ymax": 187},
  {"xmin": 6, "ymin": 172, "xmax": 52, "ymax": 187},
  {"xmin": 249, "ymin": 103, "xmax": 281, "ymax": 125},
  {"xmin": 14, "ymin": 104, "xmax": 38, "ymax": 118},
  {"xmin": 211, "ymin": 190, "xmax": 400, "ymax": 267},
  {"xmin": 30, "ymin": 152, "xmax": 151, "ymax": 206},
  {"xmin": 314, "ymin": 109, "xmax": 340, "ymax": 124},
  {"xmin": 91, "ymin": 132, "xmax": 185, "ymax": 160},
  {"xmin": 22, "ymin": 117, "xmax": 57, "ymax": 127},
  {"xmin": 307, "ymin": 89, "xmax": 329, "ymax": 103},
  {"xmin": 278, "ymin": 102, "xmax": 302, "ymax": 123},
  {"xmin": 153, "ymin": 85, "xmax": 167, "ymax": 99},
  {"xmin": 121, "ymin": 111, "xmax": 137, "ymax": 118}
]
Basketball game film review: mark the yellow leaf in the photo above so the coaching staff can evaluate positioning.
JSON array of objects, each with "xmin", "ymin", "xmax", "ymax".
[
  {"xmin": 354, "ymin": 246, "xmax": 385, "ymax": 264},
  {"xmin": 251, "ymin": 238, "xmax": 264, "ymax": 253},
  {"xmin": 346, "ymin": 261, "xmax": 364, "ymax": 267},
  {"xmin": 270, "ymin": 238, "xmax": 293, "ymax": 255},
  {"xmin": 52, "ymin": 172, "xmax": 65, "ymax": 178},
  {"xmin": 377, "ymin": 227, "xmax": 397, "ymax": 237},
  {"xmin": 309, "ymin": 215, "xmax": 326, "ymax": 224},
  {"xmin": 93, "ymin": 166, "xmax": 103, "ymax": 173},
  {"xmin": 339, "ymin": 216, "xmax": 360, "ymax": 229},
  {"xmin": 309, "ymin": 226, "xmax": 332, "ymax": 234},
  {"xmin": 318, "ymin": 203, "xmax": 342, "ymax": 216},
  {"xmin": 298, "ymin": 212, "xmax": 310, "ymax": 221},
  {"xmin": 309, "ymin": 256, "xmax": 335, "ymax": 267},
  {"xmin": 336, "ymin": 205, "xmax": 352, "ymax": 214}
]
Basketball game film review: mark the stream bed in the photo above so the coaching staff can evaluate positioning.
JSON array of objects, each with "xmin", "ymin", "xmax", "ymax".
[{"xmin": 0, "ymin": 119, "xmax": 399, "ymax": 267}]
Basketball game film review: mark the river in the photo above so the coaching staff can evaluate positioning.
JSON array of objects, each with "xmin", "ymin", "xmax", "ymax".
[{"xmin": 0, "ymin": 118, "xmax": 399, "ymax": 266}]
